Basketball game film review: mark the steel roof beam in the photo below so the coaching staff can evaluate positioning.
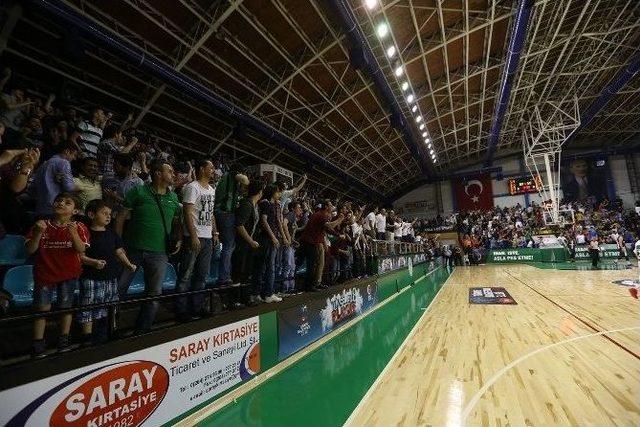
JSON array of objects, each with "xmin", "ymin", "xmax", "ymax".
[{"xmin": 484, "ymin": 0, "xmax": 534, "ymax": 167}]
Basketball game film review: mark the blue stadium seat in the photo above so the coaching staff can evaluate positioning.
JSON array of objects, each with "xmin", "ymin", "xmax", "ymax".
[
  {"xmin": 127, "ymin": 269, "xmax": 145, "ymax": 296},
  {"xmin": 127, "ymin": 262, "xmax": 178, "ymax": 295},
  {"xmin": 206, "ymin": 243, "xmax": 222, "ymax": 286},
  {"xmin": 0, "ymin": 235, "xmax": 28, "ymax": 266},
  {"xmin": 162, "ymin": 263, "xmax": 177, "ymax": 292},
  {"xmin": 3, "ymin": 265, "xmax": 34, "ymax": 307}
]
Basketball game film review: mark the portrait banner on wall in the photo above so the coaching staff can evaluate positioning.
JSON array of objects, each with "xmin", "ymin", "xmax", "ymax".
[{"xmin": 561, "ymin": 157, "xmax": 609, "ymax": 203}]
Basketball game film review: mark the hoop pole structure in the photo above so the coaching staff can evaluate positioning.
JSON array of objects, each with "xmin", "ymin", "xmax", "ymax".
[{"xmin": 544, "ymin": 153, "xmax": 557, "ymax": 223}]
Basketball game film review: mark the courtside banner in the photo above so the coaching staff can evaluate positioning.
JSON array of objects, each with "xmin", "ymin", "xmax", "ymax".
[
  {"xmin": 378, "ymin": 253, "xmax": 427, "ymax": 274},
  {"xmin": 0, "ymin": 317, "xmax": 260, "ymax": 427},
  {"xmin": 277, "ymin": 282, "xmax": 378, "ymax": 360}
]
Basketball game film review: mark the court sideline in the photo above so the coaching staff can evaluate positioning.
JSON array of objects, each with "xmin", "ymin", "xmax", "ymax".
[{"xmin": 346, "ymin": 264, "xmax": 640, "ymax": 426}]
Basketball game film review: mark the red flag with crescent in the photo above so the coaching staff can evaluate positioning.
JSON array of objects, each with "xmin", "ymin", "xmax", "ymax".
[{"xmin": 454, "ymin": 173, "xmax": 494, "ymax": 211}]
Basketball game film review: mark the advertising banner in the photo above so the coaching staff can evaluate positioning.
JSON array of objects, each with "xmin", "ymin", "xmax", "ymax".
[
  {"xmin": 377, "ymin": 253, "xmax": 427, "ymax": 275},
  {"xmin": 0, "ymin": 317, "xmax": 260, "ymax": 427},
  {"xmin": 574, "ymin": 244, "xmax": 620, "ymax": 259},
  {"xmin": 278, "ymin": 282, "xmax": 378, "ymax": 360},
  {"xmin": 469, "ymin": 287, "xmax": 517, "ymax": 305},
  {"xmin": 486, "ymin": 248, "xmax": 541, "ymax": 263}
]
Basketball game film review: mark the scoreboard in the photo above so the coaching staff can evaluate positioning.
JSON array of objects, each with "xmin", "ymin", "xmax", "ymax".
[{"xmin": 508, "ymin": 176, "xmax": 541, "ymax": 195}]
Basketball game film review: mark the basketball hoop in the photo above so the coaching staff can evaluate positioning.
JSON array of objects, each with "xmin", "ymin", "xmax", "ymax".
[{"xmin": 523, "ymin": 98, "xmax": 580, "ymax": 225}]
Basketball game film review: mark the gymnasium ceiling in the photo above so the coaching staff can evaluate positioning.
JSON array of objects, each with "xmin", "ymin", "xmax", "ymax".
[{"xmin": 5, "ymin": 0, "xmax": 640, "ymax": 200}]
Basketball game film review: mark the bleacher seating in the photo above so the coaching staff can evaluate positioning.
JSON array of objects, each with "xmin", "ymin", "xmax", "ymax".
[
  {"xmin": 3, "ymin": 265, "xmax": 34, "ymax": 308},
  {"xmin": 0, "ymin": 235, "xmax": 28, "ymax": 266}
]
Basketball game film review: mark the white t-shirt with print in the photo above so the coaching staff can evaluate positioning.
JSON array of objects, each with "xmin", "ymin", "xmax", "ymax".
[{"xmin": 182, "ymin": 181, "xmax": 216, "ymax": 238}]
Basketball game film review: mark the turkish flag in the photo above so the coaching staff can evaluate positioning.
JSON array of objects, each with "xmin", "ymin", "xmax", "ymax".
[{"xmin": 453, "ymin": 173, "xmax": 494, "ymax": 211}]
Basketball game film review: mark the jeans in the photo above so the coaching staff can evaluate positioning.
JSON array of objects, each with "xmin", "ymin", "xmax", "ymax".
[
  {"xmin": 303, "ymin": 242, "xmax": 324, "ymax": 290},
  {"xmin": 175, "ymin": 238, "xmax": 213, "ymax": 316},
  {"xmin": 255, "ymin": 239, "xmax": 277, "ymax": 298},
  {"xmin": 281, "ymin": 245, "xmax": 296, "ymax": 293},
  {"xmin": 119, "ymin": 249, "xmax": 168, "ymax": 332},
  {"xmin": 215, "ymin": 211, "xmax": 235, "ymax": 284}
]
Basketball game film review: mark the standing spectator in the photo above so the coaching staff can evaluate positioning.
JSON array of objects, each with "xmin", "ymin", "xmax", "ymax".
[
  {"xmin": 98, "ymin": 124, "xmax": 138, "ymax": 179},
  {"xmin": 79, "ymin": 200, "xmax": 136, "ymax": 344},
  {"xmin": 102, "ymin": 153, "xmax": 144, "ymax": 210},
  {"xmin": 233, "ymin": 180, "xmax": 263, "ymax": 305},
  {"xmin": 588, "ymin": 236, "xmax": 601, "ymax": 268},
  {"xmin": 300, "ymin": 200, "xmax": 342, "ymax": 291},
  {"xmin": 282, "ymin": 201, "xmax": 303, "ymax": 294},
  {"xmin": 76, "ymin": 106, "xmax": 106, "ymax": 157},
  {"xmin": 0, "ymin": 147, "xmax": 40, "ymax": 233},
  {"xmin": 214, "ymin": 169, "xmax": 249, "ymax": 286},
  {"xmin": 34, "ymin": 141, "xmax": 79, "ymax": 217},
  {"xmin": 254, "ymin": 185, "xmax": 283, "ymax": 303},
  {"xmin": 363, "ymin": 206, "xmax": 377, "ymax": 238},
  {"xmin": 375, "ymin": 208, "xmax": 387, "ymax": 240},
  {"xmin": 25, "ymin": 192, "xmax": 89, "ymax": 357},
  {"xmin": 116, "ymin": 160, "xmax": 182, "ymax": 333},
  {"xmin": 1, "ymin": 85, "xmax": 29, "ymax": 131},
  {"xmin": 74, "ymin": 156, "xmax": 102, "ymax": 213},
  {"xmin": 175, "ymin": 160, "xmax": 218, "ymax": 322},
  {"xmin": 279, "ymin": 174, "xmax": 307, "ymax": 212}
]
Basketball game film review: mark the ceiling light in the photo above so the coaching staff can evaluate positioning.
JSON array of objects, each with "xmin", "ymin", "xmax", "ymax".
[
  {"xmin": 422, "ymin": 132, "xmax": 427, "ymax": 137},
  {"xmin": 406, "ymin": 94, "xmax": 414, "ymax": 103},
  {"xmin": 411, "ymin": 105, "xmax": 418, "ymax": 113},
  {"xmin": 386, "ymin": 46, "xmax": 396, "ymax": 58},
  {"xmin": 377, "ymin": 23, "xmax": 388, "ymax": 38},
  {"xmin": 419, "ymin": 124, "xmax": 425, "ymax": 130},
  {"xmin": 416, "ymin": 116, "xmax": 422, "ymax": 123},
  {"xmin": 433, "ymin": 158, "xmax": 437, "ymax": 163},
  {"xmin": 394, "ymin": 65, "xmax": 403, "ymax": 77},
  {"xmin": 365, "ymin": 0, "xmax": 377, "ymax": 9},
  {"xmin": 425, "ymin": 138, "xmax": 430, "ymax": 143},
  {"xmin": 401, "ymin": 82, "xmax": 409, "ymax": 91}
]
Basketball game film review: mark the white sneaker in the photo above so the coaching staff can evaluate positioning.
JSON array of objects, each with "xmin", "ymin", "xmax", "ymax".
[{"xmin": 265, "ymin": 294, "xmax": 282, "ymax": 303}]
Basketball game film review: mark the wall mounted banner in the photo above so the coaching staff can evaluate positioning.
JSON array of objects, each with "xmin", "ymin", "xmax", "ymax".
[
  {"xmin": 453, "ymin": 173, "xmax": 494, "ymax": 211},
  {"xmin": 277, "ymin": 282, "xmax": 378, "ymax": 360},
  {"xmin": 0, "ymin": 317, "xmax": 260, "ymax": 427},
  {"xmin": 469, "ymin": 287, "xmax": 517, "ymax": 305}
]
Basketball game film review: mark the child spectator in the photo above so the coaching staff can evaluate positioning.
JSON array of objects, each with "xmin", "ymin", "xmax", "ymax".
[
  {"xmin": 79, "ymin": 200, "xmax": 136, "ymax": 344},
  {"xmin": 25, "ymin": 192, "xmax": 89, "ymax": 358}
]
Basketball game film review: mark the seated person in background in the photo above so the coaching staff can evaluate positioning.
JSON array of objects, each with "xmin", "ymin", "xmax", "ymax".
[
  {"xmin": 79, "ymin": 200, "xmax": 136, "ymax": 345},
  {"xmin": 25, "ymin": 192, "xmax": 89, "ymax": 358}
]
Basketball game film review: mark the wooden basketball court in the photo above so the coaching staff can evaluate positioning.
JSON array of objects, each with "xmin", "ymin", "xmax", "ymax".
[{"xmin": 346, "ymin": 264, "xmax": 640, "ymax": 426}]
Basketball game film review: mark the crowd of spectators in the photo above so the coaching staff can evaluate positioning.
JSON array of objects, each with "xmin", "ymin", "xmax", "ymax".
[
  {"xmin": 0, "ymin": 68, "xmax": 435, "ymax": 358},
  {"xmin": 2, "ymin": 66, "xmax": 637, "ymax": 358}
]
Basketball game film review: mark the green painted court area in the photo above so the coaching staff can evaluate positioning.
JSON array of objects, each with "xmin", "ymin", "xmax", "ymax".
[{"xmin": 199, "ymin": 267, "xmax": 451, "ymax": 427}]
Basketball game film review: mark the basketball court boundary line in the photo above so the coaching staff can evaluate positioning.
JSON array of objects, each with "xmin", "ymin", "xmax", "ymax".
[
  {"xmin": 505, "ymin": 269, "xmax": 640, "ymax": 360},
  {"xmin": 342, "ymin": 267, "xmax": 455, "ymax": 427},
  {"xmin": 177, "ymin": 264, "xmax": 444, "ymax": 427},
  {"xmin": 460, "ymin": 325, "xmax": 640, "ymax": 423}
]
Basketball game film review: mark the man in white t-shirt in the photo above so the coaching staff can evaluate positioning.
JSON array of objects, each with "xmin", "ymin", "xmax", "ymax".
[
  {"xmin": 363, "ymin": 207, "xmax": 377, "ymax": 238},
  {"xmin": 375, "ymin": 208, "xmax": 387, "ymax": 240},
  {"xmin": 630, "ymin": 237, "xmax": 640, "ymax": 299},
  {"xmin": 175, "ymin": 159, "xmax": 218, "ymax": 321}
]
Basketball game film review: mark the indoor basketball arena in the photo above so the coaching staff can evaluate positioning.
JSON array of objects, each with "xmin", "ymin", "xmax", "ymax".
[{"xmin": 0, "ymin": 0, "xmax": 639, "ymax": 426}]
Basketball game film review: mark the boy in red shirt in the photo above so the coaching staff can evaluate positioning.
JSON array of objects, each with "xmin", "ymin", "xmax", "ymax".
[{"xmin": 25, "ymin": 192, "xmax": 89, "ymax": 358}]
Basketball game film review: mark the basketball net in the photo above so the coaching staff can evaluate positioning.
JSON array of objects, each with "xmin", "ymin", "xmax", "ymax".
[{"xmin": 523, "ymin": 98, "xmax": 580, "ymax": 226}]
